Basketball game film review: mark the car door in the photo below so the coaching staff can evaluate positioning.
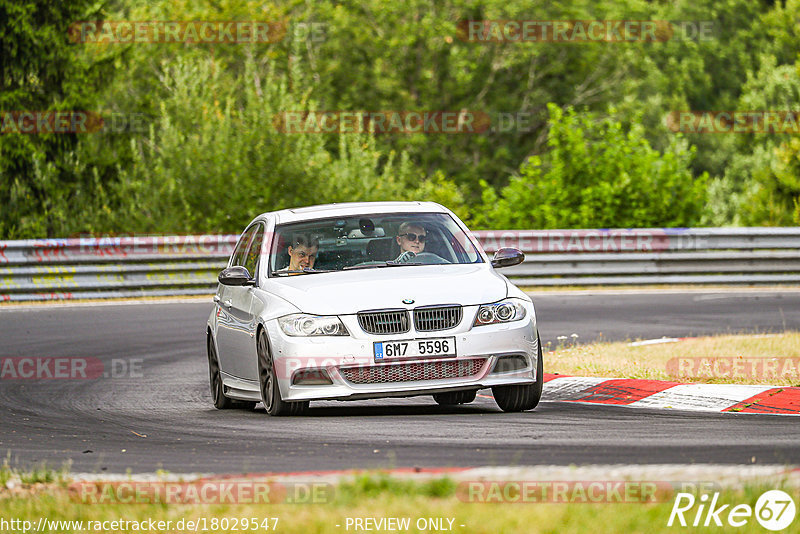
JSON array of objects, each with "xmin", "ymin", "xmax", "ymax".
[
  {"xmin": 216, "ymin": 223, "xmax": 261, "ymax": 379},
  {"xmin": 233, "ymin": 224, "xmax": 266, "ymax": 381}
]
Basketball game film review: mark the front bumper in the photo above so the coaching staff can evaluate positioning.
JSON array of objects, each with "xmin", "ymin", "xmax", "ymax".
[{"xmin": 266, "ymin": 306, "xmax": 539, "ymax": 402}]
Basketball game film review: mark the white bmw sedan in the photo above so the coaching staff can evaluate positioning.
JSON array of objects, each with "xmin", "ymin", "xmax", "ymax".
[{"xmin": 206, "ymin": 201, "xmax": 542, "ymax": 416}]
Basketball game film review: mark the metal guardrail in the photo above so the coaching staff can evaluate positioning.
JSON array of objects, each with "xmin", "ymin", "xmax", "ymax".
[
  {"xmin": 0, "ymin": 236, "xmax": 235, "ymax": 302},
  {"xmin": 0, "ymin": 228, "xmax": 798, "ymax": 301},
  {"xmin": 472, "ymin": 228, "xmax": 800, "ymax": 286}
]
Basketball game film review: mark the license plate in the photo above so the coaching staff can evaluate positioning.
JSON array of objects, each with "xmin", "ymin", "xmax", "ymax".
[{"xmin": 374, "ymin": 337, "xmax": 456, "ymax": 362}]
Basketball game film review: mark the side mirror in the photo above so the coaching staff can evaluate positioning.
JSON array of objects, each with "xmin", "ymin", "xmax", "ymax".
[
  {"xmin": 491, "ymin": 248, "xmax": 525, "ymax": 268},
  {"xmin": 218, "ymin": 266, "xmax": 255, "ymax": 286}
]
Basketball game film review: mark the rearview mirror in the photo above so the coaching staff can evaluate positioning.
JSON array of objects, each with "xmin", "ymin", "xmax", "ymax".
[
  {"xmin": 218, "ymin": 266, "xmax": 255, "ymax": 286},
  {"xmin": 491, "ymin": 248, "xmax": 525, "ymax": 268}
]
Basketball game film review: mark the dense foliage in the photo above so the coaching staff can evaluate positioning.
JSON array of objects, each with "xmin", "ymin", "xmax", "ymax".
[
  {"xmin": 1, "ymin": 0, "xmax": 799, "ymax": 237},
  {"xmin": 473, "ymin": 105, "xmax": 707, "ymax": 229}
]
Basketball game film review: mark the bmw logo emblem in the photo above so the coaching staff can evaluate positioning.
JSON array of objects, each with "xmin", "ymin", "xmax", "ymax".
[{"xmin": 402, "ymin": 298, "xmax": 415, "ymax": 304}]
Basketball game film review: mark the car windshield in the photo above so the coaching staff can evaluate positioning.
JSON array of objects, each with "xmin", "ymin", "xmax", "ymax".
[{"xmin": 269, "ymin": 212, "xmax": 483, "ymax": 276}]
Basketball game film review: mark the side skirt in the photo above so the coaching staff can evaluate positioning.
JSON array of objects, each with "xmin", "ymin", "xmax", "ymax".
[{"xmin": 220, "ymin": 372, "xmax": 261, "ymax": 401}]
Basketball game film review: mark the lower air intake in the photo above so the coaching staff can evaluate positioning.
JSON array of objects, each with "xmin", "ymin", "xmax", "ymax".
[{"xmin": 339, "ymin": 358, "xmax": 487, "ymax": 384}]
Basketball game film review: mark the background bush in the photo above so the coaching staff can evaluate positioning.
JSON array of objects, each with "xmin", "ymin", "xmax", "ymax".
[{"xmin": 2, "ymin": 0, "xmax": 799, "ymax": 238}]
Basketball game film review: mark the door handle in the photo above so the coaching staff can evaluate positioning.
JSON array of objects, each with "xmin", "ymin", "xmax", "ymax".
[{"xmin": 223, "ymin": 299, "xmax": 233, "ymax": 308}]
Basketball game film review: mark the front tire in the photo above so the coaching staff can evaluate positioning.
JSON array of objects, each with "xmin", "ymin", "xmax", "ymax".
[
  {"xmin": 492, "ymin": 331, "xmax": 544, "ymax": 413},
  {"xmin": 257, "ymin": 330, "xmax": 308, "ymax": 416},
  {"xmin": 433, "ymin": 390, "xmax": 477, "ymax": 405},
  {"xmin": 208, "ymin": 336, "xmax": 234, "ymax": 409}
]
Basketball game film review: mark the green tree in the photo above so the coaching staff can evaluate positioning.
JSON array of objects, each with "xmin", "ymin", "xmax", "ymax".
[
  {"xmin": 4, "ymin": 0, "xmax": 796, "ymax": 237},
  {"xmin": 0, "ymin": 0, "xmax": 115, "ymax": 237},
  {"xmin": 113, "ymin": 55, "xmax": 435, "ymax": 234},
  {"xmin": 475, "ymin": 104, "xmax": 707, "ymax": 229},
  {"xmin": 713, "ymin": 55, "xmax": 800, "ymax": 225}
]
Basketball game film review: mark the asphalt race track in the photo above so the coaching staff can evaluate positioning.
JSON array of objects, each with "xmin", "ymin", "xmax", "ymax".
[
  {"xmin": 1, "ymin": 290, "xmax": 799, "ymax": 474},
  {"xmin": 534, "ymin": 289, "xmax": 800, "ymax": 345}
]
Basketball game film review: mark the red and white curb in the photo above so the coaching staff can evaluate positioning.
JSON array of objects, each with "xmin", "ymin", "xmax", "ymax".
[{"xmin": 542, "ymin": 374, "xmax": 800, "ymax": 415}]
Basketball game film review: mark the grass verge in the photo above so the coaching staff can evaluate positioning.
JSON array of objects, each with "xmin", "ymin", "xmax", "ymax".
[
  {"xmin": 1, "ymin": 457, "xmax": 71, "ymax": 487},
  {"xmin": 1, "ymin": 472, "xmax": 798, "ymax": 534},
  {"xmin": 546, "ymin": 332, "xmax": 800, "ymax": 386}
]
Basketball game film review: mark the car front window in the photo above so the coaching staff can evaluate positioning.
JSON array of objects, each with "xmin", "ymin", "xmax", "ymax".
[
  {"xmin": 230, "ymin": 224, "xmax": 257, "ymax": 268},
  {"xmin": 268, "ymin": 212, "xmax": 482, "ymax": 275},
  {"xmin": 243, "ymin": 224, "xmax": 264, "ymax": 278}
]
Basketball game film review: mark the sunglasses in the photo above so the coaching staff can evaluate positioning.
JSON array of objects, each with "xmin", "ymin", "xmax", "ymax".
[{"xmin": 399, "ymin": 232, "xmax": 427, "ymax": 243}]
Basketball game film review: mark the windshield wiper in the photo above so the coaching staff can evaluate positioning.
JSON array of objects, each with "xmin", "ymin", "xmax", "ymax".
[
  {"xmin": 272, "ymin": 268, "xmax": 334, "ymax": 276},
  {"xmin": 385, "ymin": 261, "xmax": 423, "ymax": 266},
  {"xmin": 343, "ymin": 261, "xmax": 423, "ymax": 270}
]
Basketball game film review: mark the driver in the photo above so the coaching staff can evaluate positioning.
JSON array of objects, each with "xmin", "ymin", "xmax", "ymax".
[
  {"xmin": 283, "ymin": 234, "xmax": 319, "ymax": 274},
  {"xmin": 394, "ymin": 222, "xmax": 426, "ymax": 263}
]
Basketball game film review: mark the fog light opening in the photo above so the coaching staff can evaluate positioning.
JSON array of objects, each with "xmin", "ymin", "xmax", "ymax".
[
  {"xmin": 292, "ymin": 368, "xmax": 333, "ymax": 385},
  {"xmin": 491, "ymin": 355, "xmax": 527, "ymax": 374}
]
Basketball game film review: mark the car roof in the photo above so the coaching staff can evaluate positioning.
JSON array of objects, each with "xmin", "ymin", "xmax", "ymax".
[{"xmin": 259, "ymin": 201, "xmax": 449, "ymax": 225}]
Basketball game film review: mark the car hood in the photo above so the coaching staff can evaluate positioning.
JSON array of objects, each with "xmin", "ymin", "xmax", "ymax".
[{"xmin": 267, "ymin": 264, "xmax": 508, "ymax": 315}]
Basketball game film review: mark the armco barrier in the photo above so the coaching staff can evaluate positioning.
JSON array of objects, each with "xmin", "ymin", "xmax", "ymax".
[
  {"xmin": 471, "ymin": 227, "xmax": 800, "ymax": 286},
  {"xmin": 0, "ymin": 235, "xmax": 236, "ymax": 302},
  {"xmin": 0, "ymin": 228, "xmax": 798, "ymax": 301}
]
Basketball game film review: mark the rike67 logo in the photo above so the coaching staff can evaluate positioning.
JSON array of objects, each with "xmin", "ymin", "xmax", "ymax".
[{"xmin": 668, "ymin": 490, "xmax": 796, "ymax": 531}]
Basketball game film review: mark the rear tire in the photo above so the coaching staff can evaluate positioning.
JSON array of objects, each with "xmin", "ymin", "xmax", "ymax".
[
  {"xmin": 257, "ymin": 330, "xmax": 308, "ymax": 416},
  {"xmin": 492, "ymin": 331, "xmax": 544, "ymax": 413},
  {"xmin": 433, "ymin": 390, "xmax": 477, "ymax": 405}
]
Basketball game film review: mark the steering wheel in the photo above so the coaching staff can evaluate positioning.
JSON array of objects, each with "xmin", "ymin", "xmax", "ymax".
[{"xmin": 412, "ymin": 252, "xmax": 450, "ymax": 264}]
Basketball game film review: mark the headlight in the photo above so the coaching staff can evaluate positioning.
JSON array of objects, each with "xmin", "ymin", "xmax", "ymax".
[
  {"xmin": 278, "ymin": 314, "xmax": 349, "ymax": 336},
  {"xmin": 473, "ymin": 300, "xmax": 526, "ymax": 326}
]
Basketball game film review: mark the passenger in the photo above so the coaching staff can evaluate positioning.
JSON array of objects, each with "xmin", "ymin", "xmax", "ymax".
[
  {"xmin": 283, "ymin": 234, "xmax": 319, "ymax": 274},
  {"xmin": 394, "ymin": 222, "xmax": 426, "ymax": 263}
]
